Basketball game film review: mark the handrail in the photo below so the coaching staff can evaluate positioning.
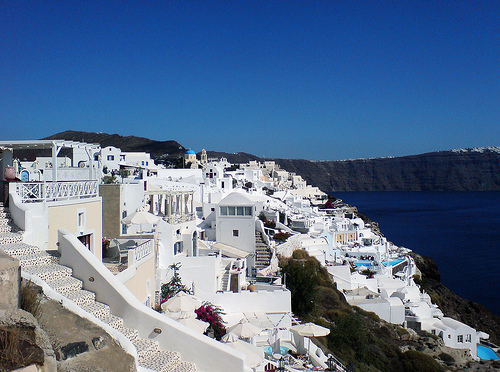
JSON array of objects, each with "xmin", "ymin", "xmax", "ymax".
[{"xmin": 13, "ymin": 180, "xmax": 98, "ymax": 203}]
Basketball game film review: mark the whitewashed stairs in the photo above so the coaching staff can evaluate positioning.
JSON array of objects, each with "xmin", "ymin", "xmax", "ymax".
[{"xmin": 0, "ymin": 203, "xmax": 196, "ymax": 372}]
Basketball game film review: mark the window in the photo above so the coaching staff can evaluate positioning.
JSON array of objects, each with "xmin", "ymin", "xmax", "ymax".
[
  {"xmin": 465, "ymin": 334, "xmax": 471, "ymax": 343},
  {"xmin": 78, "ymin": 212, "xmax": 85, "ymax": 227},
  {"xmin": 174, "ymin": 241, "xmax": 183, "ymax": 255},
  {"xmin": 237, "ymin": 207, "xmax": 244, "ymax": 216},
  {"xmin": 77, "ymin": 209, "xmax": 86, "ymax": 230},
  {"xmin": 228, "ymin": 206, "xmax": 236, "ymax": 215},
  {"xmin": 220, "ymin": 206, "xmax": 227, "ymax": 215},
  {"xmin": 244, "ymin": 207, "xmax": 253, "ymax": 216},
  {"xmin": 107, "ymin": 155, "xmax": 114, "ymax": 161},
  {"xmin": 233, "ymin": 230, "xmax": 239, "ymax": 237},
  {"xmin": 457, "ymin": 335, "xmax": 463, "ymax": 343}
]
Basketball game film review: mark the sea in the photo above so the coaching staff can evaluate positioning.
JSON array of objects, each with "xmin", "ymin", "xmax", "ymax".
[{"xmin": 333, "ymin": 191, "xmax": 500, "ymax": 316}]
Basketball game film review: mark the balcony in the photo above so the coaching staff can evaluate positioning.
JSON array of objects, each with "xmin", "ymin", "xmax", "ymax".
[{"xmin": 13, "ymin": 180, "xmax": 99, "ymax": 203}]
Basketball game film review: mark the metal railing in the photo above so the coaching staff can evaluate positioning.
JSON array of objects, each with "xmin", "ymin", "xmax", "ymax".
[{"xmin": 14, "ymin": 180, "xmax": 99, "ymax": 203}]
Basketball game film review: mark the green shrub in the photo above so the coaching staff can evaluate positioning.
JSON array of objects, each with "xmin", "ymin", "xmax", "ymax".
[
  {"xmin": 399, "ymin": 350, "xmax": 444, "ymax": 372},
  {"xmin": 20, "ymin": 280, "xmax": 41, "ymax": 319},
  {"xmin": 291, "ymin": 249, "xmax": 308, "ymax": 259},
  {"xmin": 438, "ymin": 352, "xmax": 455, "ymax": 364}
]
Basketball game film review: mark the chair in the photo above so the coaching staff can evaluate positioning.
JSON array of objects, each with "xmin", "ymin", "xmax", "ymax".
[{"xmin": 111, "ymin": 239, "xmax": 136, "ymax": 264}]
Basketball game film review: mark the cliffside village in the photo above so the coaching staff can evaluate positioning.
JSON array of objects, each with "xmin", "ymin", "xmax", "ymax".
[{"xmin": 0, "ymin": 140, "xmax": 496, "ymax": 372}]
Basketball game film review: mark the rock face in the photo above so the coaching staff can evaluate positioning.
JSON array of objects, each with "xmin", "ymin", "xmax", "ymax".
[
  {"xmin": 411, "ymin": 252, "xmax": 500, "ymax": 346},
  {"xmin": 274, "ymin": 148, "xmax": 500, "ymax": 192}
]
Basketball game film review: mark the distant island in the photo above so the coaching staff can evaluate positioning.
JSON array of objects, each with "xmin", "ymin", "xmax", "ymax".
[{"xmin": 44, "ymin": 131, "xmax": 500, "ymax": 192}]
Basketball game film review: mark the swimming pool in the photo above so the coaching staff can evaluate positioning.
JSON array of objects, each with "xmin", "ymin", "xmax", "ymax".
[
  {"xmin": 264, "ymin": 346, "xmax": 290, "ymax": 355},
  {"xmin": 382, "ymin": 259, "xmax": 404, "ymax": 266},
  {"xmin": 352, "ymin": 259, "xmax": 404, "ymax": 267},
  {"xmin": 477, "ymin": 345, "xmax": 499, "ymax": 360}
]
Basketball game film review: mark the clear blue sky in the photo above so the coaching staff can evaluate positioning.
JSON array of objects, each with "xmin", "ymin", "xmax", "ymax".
[{"xmin": 1, "ymin": 1, "xmax": 498, "ymax": 160}]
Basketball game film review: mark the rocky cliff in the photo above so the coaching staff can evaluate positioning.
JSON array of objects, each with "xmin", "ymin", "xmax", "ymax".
[{"xmin": 273, "ymin": 148, "xmax": 500, "ymax": 192}]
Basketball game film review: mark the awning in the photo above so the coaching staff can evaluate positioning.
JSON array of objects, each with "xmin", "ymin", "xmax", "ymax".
[{"xmin": 212, "ymin": 242, "xmax": 250, "ymax": 259}]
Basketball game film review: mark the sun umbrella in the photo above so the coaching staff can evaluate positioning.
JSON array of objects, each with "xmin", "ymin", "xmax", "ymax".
[
  {"xmin": 225, "ymin": 339, "xmax": 264, "ymax": 369},
  {"xmin": 177, "ymin": 317, "xmax": 209, "ymax": 334},
  {"xmin": 161, "ymin": 292, "xmax": 202, "ymax": 313},
  {"xmin": 121, "ymin": 210, "xmax": 160, "ymax": 226},
  {"xmin": 290, "ymin": 322, "xmax": 330, "ymax": 357},
  {"xmin": 290, "ymin": 322, "xmax": 330, "ymax": 337},
  {"xmin": 121, "ymin": 210, "xmax": 161, "ymax": 242},
  {"xmin": 228, "ymin": 319, "xmax": 262, "ymax": 338},
  {"xmin": 221, "ymin": 332, "xmax": 240, "ymax": 343}
]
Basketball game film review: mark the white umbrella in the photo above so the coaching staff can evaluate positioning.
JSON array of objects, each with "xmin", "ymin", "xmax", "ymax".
[
  {"xmin": 161, "ymin": 292, "xmax": 202, "ymax": 313},
  {"xmin": 121, "ymin": 210, "xmax": 160, "ymax": 242},
  {"xmin": 221, "ymin": 332, "xmax": 239, "ymax": 343},
  {"xmin": 226, "ymin": 339, "xmax": 264, "ymax": 369},
  {"xmin": 121, "ymin": 210, "xmax": 160, "ymax": 226},
  {"xmin": 228, "ymin": 319, "xmax": 262, "ymax": 338},
  {"xmin": 290, "ymin": 322, "xmax": 330, "ymax": 357},
  {"xmin": 177, "ymin": 317, "xmax": 209, "ymax": 334},
  {"xmin": 290, "ymin": 322, "xmax": 330, "ymax": 337}
]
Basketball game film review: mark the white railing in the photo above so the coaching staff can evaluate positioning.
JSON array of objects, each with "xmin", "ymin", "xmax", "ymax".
[
  {"xmin": 129, "ymin": 239, "xmax": 154, "ymax": 266},
  {"xmin": 164, "ymin": 213, "xmax": 195, "ymax": 225},
  {"xmin": 13, "ymin": 180, "xmax": 99, "ymax": 203}
]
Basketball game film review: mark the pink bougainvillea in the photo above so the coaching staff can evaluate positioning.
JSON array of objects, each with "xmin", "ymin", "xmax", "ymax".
[{"xmin": 195, "ymin": 302, "xmax": 226, "ymax": 340}]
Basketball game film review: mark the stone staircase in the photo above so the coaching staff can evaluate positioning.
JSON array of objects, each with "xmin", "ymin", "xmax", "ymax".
[
  {"xmin": 255, "ymin": 231, "xmax": 271, "ymax": 270},
  {"xmin": 220, "ymin": 269, "xmax": 230, "ymax": 292},
  {"xmin": 0, "ymin": 203, "xmax": 196, "ymax": 372}
]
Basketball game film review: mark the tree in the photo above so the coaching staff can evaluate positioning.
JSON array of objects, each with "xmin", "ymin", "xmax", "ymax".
[{"xmin": 160, "ymin": 263, "xmax": 191, "ymax": 301}]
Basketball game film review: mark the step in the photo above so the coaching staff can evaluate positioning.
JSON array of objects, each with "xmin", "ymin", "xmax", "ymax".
[
  {"xmin": 140, "ymin": 349, "xmax": 181, "ymax": 372},
  {"xmin": 0, "ymin": 231, "xmax": 23, "ymax": 245},
  {"xmin": 115, "ymin": 325, "xmax": 139, "ymax": 341},
  {"xmin": 170, "ymin": 361, "xmax": 197, "ymax": 372},
  {"xmin": 16, "ymin": 253, "xmax": 56, "ymax": 268},
  {"xmin": 23, "ymin": 262, "xmax": 72, "ymax": 282},
  {"xmin": 106, "ymin": 314, "xmax": 124, "ymax": 330},
  {"xmin": 44, "ymin": 276, "xmax": 83, "ymax": 296},
  {"xmin": 2, "ymin": 242, "xmax": 40, "ymax": 256},
  {"xmin": 133, "ymin": 337, "xmax": 159, "ymax": 360},
  {"xmin": 65, "ymin": 289, "xmax": 96, "ymax": 307},
  {"xmin": 80, "ymin": 301, "xmax": 111, "ymax": 323}
]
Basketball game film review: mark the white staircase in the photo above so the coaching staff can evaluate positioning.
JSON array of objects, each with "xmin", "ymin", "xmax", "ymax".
[{"xmin": 0, "ymin": 203, "xmax": 196, "ymax": 372}]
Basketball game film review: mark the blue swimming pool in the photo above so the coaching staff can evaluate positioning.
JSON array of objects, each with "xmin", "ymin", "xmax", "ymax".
[
  {"xmin": 353, "ymin": 261, "xmax": 373, "ymax": 267},
  {"xmin": 477, "ymin": 345, "xmax": 499, "ymax": 360},
  {"xmin": 382, "ymin": 259, "xmax": 404, "ymax": 266},
  {"xmin": 264, "ymin": 346, "xmax": 290, "ymax": 355}
]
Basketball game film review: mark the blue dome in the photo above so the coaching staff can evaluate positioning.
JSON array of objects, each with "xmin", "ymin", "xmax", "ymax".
[{"xmin": 186, "ymin": 149, "xmax": 196, "ymax": 155}]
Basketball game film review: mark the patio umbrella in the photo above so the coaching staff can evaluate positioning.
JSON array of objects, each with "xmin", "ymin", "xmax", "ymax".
[
  {"xmin": 228, "ymin": 319, "xmax": 262, "ymax": 338},
  {"xmin": 177, "ymin": 317, "xmax": 209, "ymax": 334},
  {"xmin": 121, "ymin": 210, "xmax": 160, "ymax": 225},
  {"xmin": 121, "ymin": 210, "xmax": 160, "ymax": 242},
  {"xmin": 161, "ymin": 292, "xmax": 202, "ymax": 313},
  {"xmin": 290, "ymin": 322, "xmax": 330, "ymax": 357},
  {"xmin": 223, "ymin": 339, "xmax": 264, "ymax": 369},
  {"xmin": 221, "ymin": 332, "xmax": 239, "ymax": 343},
  {"xmin": 290, "ymin": 322, "xmax": 330, "ymax": 337}
]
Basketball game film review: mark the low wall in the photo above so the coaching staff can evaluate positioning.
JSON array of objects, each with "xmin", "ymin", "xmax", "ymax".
[
  {"xmin": 9, "ymin": 191, "xmax": 49, "ymax": 248},
  {"xmin": 58, "ymin": 229, "xmax": 248, "ymax": 372},
  {"xmin": 0, "ymin": 250, "xmax": 20, "ymax": 310}
]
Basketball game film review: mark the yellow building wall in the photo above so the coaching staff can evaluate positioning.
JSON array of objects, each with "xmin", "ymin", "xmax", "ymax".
[
  {"xmin": 48, "ymin": 198, "xmax": 102, "ymax": 259},
  {"xmin": 123, "ymin": 256, "xmax": 155, "ymax": 306}
]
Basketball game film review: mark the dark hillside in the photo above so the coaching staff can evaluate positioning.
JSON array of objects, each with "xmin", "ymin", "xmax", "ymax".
[
  {"xmin": 42, "ymin": 130, "xmax": 186, "ymax": 162},
  {"xmin": 274, "ymin": 148, "xmax": 500, "ymax": 191}
]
